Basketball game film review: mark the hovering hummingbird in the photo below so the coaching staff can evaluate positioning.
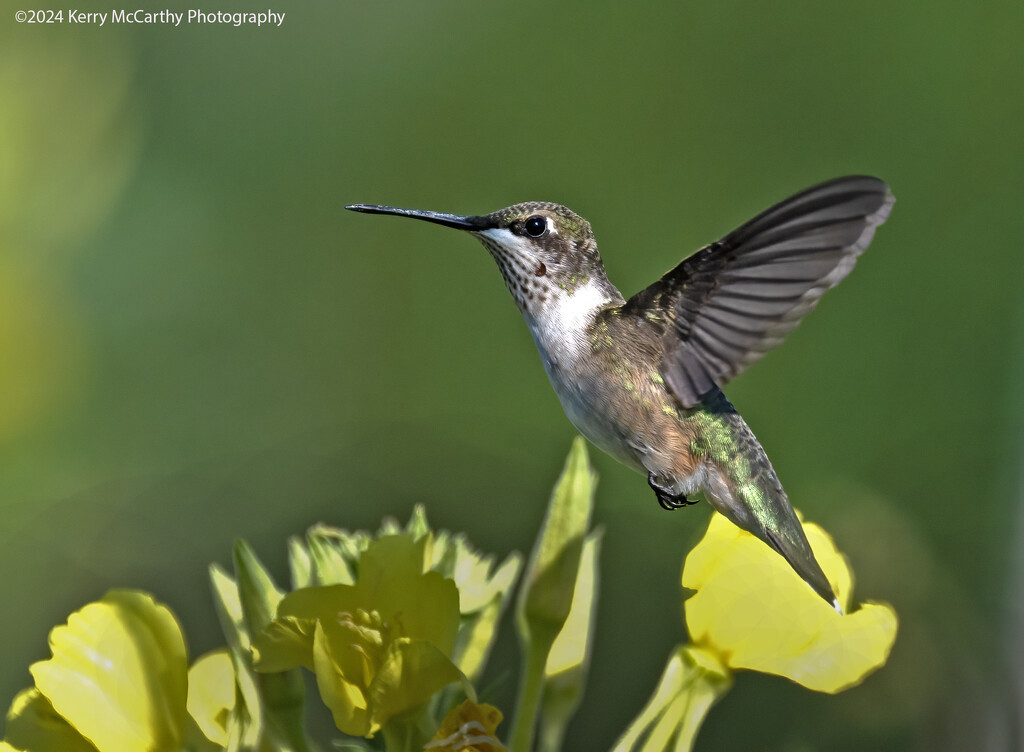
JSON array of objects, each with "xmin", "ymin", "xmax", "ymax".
[{"xmin": 347, "ymin": 176, "xmax": 893, "ymax": 610}]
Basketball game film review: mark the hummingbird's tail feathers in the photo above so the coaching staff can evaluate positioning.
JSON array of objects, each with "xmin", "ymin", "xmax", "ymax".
[
  {"xmin": 627, "ymin": 175, "xmax": 894, "ymax": 408},
  {"xmin": 719, "ymin": 477, "xmax": 838, "ymax": 610},
  {"xmin": 698, "ymin": 401, "xmax": 840, "ymax": 609},
  {"xmin": 765, "ymin": 528, "xmax": 842, "ymax": 613}
]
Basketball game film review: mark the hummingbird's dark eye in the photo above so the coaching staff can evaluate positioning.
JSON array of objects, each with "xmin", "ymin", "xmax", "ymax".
[{"xmin": 524, "ymin": 215, "xmax": 547, "ymax": 238}]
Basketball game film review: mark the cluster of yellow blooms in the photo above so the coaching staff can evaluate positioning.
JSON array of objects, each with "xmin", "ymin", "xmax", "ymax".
[{"xmin": 1, "ymin": 440, "xmax": 896, "ymax": 752}]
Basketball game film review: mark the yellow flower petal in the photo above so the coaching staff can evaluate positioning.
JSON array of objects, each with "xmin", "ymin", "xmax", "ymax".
[
  {"xmin": 545, "ymin": 531, "xmax": 600, "ymax": 678},
  {"xmin": 450, "ymin": 594, "xmax": 503, "ymax": 683},
  {"xmin": 187, "ymin": 650, "xmax": 236, "ymax": 746},
  {"xmin": 29, "ymin": 590, "xmax": 188, "ymax": 752},
  {"xmin": 312, "ymin": 621, "xmax": 373, "ymax": 737},
  {"xmin": 251, "ymin": 615, "xmax": 318, "ymax": 672},
  {"xmin": 356, "ymin": 535, "xmax": 460, "ymax": 656},
  {"xmin": 367, "ymin": 638, "xmax": 464, "ymax": 729},
  {"xmin": 431, "ymin": 532, "xmax": 522, "ymax": 615},
  {"xmin": 683, "ymin": 512, "xmax": 897, "ymax": 693},
  {"xmin": 265, "ymin": 534, "xmax": 464, "ymax": 737}
]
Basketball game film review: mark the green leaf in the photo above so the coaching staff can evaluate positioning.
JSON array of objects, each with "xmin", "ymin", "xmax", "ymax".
[
  {"xmin": 404, "ymin": 504, "xmax": 431, "ymax": 540},
  {"xmin": 306, "ymin": 525, "xmax": 361, "ymax": 585},
  {"xmin": 288, "ymin": 535, "xmax": 314, "ymax": 590},
  {"xmin": 510, "ymin": 438, "xmax": 597, "ymax": 752},
  {"xmin": 516, "ymin": 437, "xmax": 596, "ymax": 639},
  {"xmin": 377, "ymin": 515, "xmax": 402, "ymax": 537},
  {"xmin": 232, "ymin": 542, "xmax": 313, "ymax": 752},
  {"xmin": 233, "ymin": 540, "xmax": 284, "ymax": 638},
  {"xmin": 539, "ymin": 530, "xmax": 602, "ymax": 752},
  {"xmin": 209, "ymin": 564, "xmax": 249, "ymax": 652},
  {"xmin": 207, "ymin": 564, "xmax": 267, "ymax": 750}
]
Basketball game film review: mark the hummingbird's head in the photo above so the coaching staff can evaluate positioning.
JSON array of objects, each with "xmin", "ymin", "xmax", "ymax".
[{"xmin": 346, "ymin": 201, "xmax": 621, "ymax": 321}]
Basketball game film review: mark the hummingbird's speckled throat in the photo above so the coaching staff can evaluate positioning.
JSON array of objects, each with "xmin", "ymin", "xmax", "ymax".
[
  {"xmin": 347, "ymin": 176, "xmax": 894, "ymax": 611},
  {"xmin": 473, "ymin": 228, "xmax": 555, "ymax": 315}
]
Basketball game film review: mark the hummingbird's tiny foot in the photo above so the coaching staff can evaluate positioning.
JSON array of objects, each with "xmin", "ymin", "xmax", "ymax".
[
  {"xmin": 657, "ymin": 494, "xmax": 688, "ymax": 510},
  {"xmin": 648, "ymin": 473, "xmax": 694, "ymax": 510}
]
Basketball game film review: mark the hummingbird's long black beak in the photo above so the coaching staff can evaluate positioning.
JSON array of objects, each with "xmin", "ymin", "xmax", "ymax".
[{"xmin": 346, "ymin": 204, "xmax": 493, "ymax": 231}]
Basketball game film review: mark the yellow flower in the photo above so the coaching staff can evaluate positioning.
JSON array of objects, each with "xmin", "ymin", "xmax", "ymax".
[
  {"xmin": 4, "ymin": 591, "xmax": 188, "ymax": 752},
  {"xmin": 187, "ymin": 649, "xmax": 236, "ymax": 746},
  {"xmin": 615, "ymin": 512, "xmax": 898, "ymax": 751},
  {"xmin": 2, "ymin": 591, "xmax": 248, "ymax": 752},
  {"xmin": 2, "ymin": 688, "xmax": 99, "ymax": 752},
  {"xmin": 683, "ymin": 512, "xmax": 897, "ymax": 692},
  {"xmin": 428, "ymin": 527, "xmax": 521, "ymax": 616},
  {"xmin": 611, "ymin": 646, "xmax": 731, "ymax": 752},
  {"xmin": 289, "ymin": 508, "xmax": 521, "ymax": 687},
  {"xmin": 426, "ymin": 700, "xmax": 506, "ymax": 752},
  {"xmin": 29, "ymin": 590, "xmax": 187, "ymax": 751},
  {"xmin": 253, "ymin": 534, "xmax": 465, "ymax": 738}
]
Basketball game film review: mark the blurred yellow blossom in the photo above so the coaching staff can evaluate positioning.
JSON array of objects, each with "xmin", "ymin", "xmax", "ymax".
[
  {"xmin": 28, "ymin": 590, "xmax": 188, "ymax": 752},
  {"xmin": 0, "ymin": 37, "xmax": 138, "ymax": 446},
  {"xmin": 1, "ymin": 591, "xmax": 252, "ymax": 752},
  {"xmin": 426, "ymin": 700, "xmax": 506, "ymax": 752},
  {"xmin": 253, "ymin": 534, "xmax": 465, "ymax": 738},
  {"xmin": 1, "ymin": 591, "xmax": 188, "ymax": 752},
  {"xmin": 187, "ymin": 649, "xmax": 236, "ymax": 746},
  {"xmin": 283, "ymin": 508, "xmax": 521, "ymax": 689},
  {"xmin": 2, "ymin": 688, "xmax": 99, "ymax": 752}
]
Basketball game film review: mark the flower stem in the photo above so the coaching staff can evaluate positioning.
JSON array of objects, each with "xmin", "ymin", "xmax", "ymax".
[
  {"xmin": 260, "ymin": 669, "xmax": 313, "ymax": 752},
  {"xmin": 509, "ymin": 629, "xmax": 556, "ymax": 752},
  {"xmin": 382, "ymin": 717, "xmax": 431, "ymax": 752}
]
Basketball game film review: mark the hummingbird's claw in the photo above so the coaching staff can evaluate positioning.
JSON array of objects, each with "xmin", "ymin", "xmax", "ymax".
[{"xmin": 649, "ymin": 473, "xmax": 697, "ymax": 510}]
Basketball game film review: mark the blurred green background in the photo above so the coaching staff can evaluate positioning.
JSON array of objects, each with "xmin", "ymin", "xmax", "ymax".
[{"xmin": 1, "ymin": 0, "xmax": 1021, "ymax": 748}]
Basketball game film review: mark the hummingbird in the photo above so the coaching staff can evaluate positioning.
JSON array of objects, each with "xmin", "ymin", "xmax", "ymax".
[{"xmin": 347, "ymin": 176, "xmax": 893, "ymax": 610}]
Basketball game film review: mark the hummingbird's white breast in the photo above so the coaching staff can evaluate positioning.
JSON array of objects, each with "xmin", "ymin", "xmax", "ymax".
[
  {"xmin": 475, "ymin": 226, "xmax": 639, "ymax": 468},
  {"xmin": 525, "ymin": 282, "xmax": 645, "ymax": 472},
  {"xmin": 523, "ymin": 280, "xmax": 613, "ymax": 370}
]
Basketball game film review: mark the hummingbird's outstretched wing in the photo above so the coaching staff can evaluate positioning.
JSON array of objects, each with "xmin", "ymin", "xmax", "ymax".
[{"xmin": 624, "ymin": 176, "xmax": 894, "ymax": 408}]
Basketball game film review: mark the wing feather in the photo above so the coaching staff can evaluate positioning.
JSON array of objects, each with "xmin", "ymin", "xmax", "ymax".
[{"xmin": 622, "ymin": 176, "xmax": 894, "ymax": 407}]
